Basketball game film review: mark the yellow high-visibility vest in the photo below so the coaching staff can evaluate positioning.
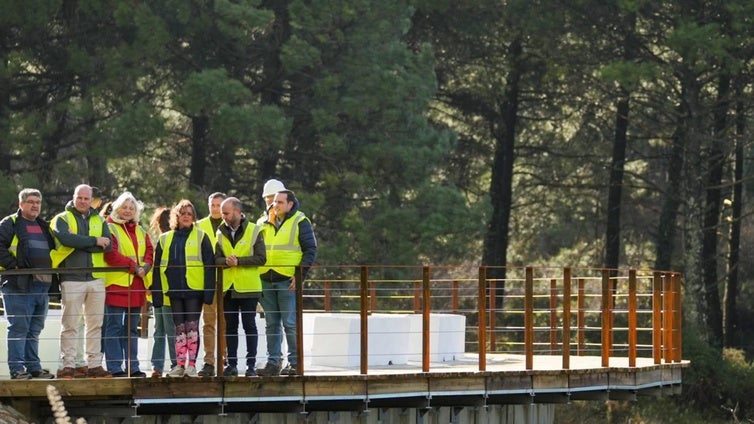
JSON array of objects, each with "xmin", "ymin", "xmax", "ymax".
[
  {"xmin": 218, "ymin": 223, "xmax": 262, "ymax": 293},
  {"xmin": 196, "ymin": 217, "xmax": 218, "ymax": 251},
  {"xmin": 259, "ymin": 211, "xmax": 307, "ymax": 278},
  {"xmin": 50, "ymin": 210, "xmax": 106, "ymax": 278},
  {"xmin": 158, "ymin": 227, "xmax": 206, "ymax": 294},
  {"xmin": 105, "ymin": 222, "xmax": 148, "ymax": 288}
]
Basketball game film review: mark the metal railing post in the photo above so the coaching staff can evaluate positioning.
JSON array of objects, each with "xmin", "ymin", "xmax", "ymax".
[
  {"xmin": 360, "ymin": 266, "xmax": 369, "ymax": 375},
  {"xmin": 628, "ymin": 269, "xmax": 637, "ymax": 367},
  {"xmin": 525, "ymin": 267, "xmax": 534, "ymax": 370},
  {"xmin": 422, "ymin": 266, "xmax": 431, "ymax": 372},
  {"xmin": 601, "ymin": 269, "xmax": 611, "ymax": 367},
  {"xmin": 295, "ymin": 266, "xmax": 304, "ymax": 375},
  {"xmin": 549, "ymin": 278, "xmax": 557, "ymax": 354},
  {"xmin": 652, "ymin": 271, "xmax": 662, "ymax": 364},
  {"xmin": 578, "ymin": 278, "xmax": 585, "ymax": 355},
  {"xmin": 478, "ymin": 266, "xmax": 487, "ymax": 371},
  {"xmin": 562, "ymin": 267, "xmax": 571, "ymax": 370}
]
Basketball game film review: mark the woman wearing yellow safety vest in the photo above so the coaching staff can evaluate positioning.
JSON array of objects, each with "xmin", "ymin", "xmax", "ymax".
[
  {"xmin": 150, "ymin": 199, "xmax": 215, "ymax": 378},
  {"xmin": 102, "ymin": 192, "xmax": 154, "ymax": 378},
  {"xmin": 147, "ymin": 207, "xmax": 176, "ymax": 378}
]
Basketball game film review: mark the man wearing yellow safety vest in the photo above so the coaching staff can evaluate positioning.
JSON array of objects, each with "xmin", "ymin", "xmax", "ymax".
[
  {"xmin": 195, "ymin": 191, "xmax": 225, "ymax": 377},
  {"xmin": 51, "ymin": 184, "xmax": 114, "ymax": 379},
  {"xmin": 256, "ymin": 189, "xmax": 317, "ymax": 377},
  {"xmin": 0, "ymin": 188, "xmax": 57, "ymax": 380},
  {"xmin": 214, "ymin": 197, "xmax": 266, "ymax": 377}
]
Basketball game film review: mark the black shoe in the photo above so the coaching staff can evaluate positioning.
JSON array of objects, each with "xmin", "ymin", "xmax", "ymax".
[
  {"xmin": 245, "ymin": 368, "xmax": 257, "ymax": 377},
  {"xmin": 222, "ymin": 366, "xmax": 238, "ymax": 377},
  {"xmin": 112, "ymin": 371, "xmax": 128, "ymax": 378},
  {"xmin": 130, "ymin": 371, "xmax": 147, "ymax": 378},
  {"xmin": 30, "ymin": 369, "xmax": 55, "ymax": 379},
  {"xmin": 11, "ymin": 370, "xmax": 32, "ymax": 380},
  {"xmin": 256, "ymin": 362, "xmax": 281, "ymax": 377},
  {"xmin": 280, "ymin": 364, "xmax": 298, "ymax": 376},
  {"xmin": 197, "ymin": 363, "xmax": 215, "ymax": 377}
]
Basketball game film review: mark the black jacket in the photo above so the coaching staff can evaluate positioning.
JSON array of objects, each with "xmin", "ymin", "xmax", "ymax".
[{"xmin": 0, "ymin": 210, "xmax": 56, "ymax": 291}]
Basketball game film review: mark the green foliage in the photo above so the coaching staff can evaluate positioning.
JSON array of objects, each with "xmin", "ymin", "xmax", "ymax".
[
  {"xmin": 555, "ymin": 399, "xmax": 730, "ymax": 423},
  {"xmin": 679, "ymin": 331, "xmax": 754, "ymax": 421},
  {"xmin": 175, "ymin": 69, "xmax": 251, "ymax": 116},
  {"xmin": 599, "ymin": 61, "xmax": 662, "ymax": 91},
  {"xmin": 99, "ymin": 102, "xmax": 166, "ymax": 157}
]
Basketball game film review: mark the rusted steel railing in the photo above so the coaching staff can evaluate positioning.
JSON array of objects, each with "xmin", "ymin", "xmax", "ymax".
[
  {"xmin": 303, "ymin": 265, "xmax": 684, "ymax": 374},
  {"xmin": 0, "ymin": 265, "xmax": 683, "ymax": 377}
]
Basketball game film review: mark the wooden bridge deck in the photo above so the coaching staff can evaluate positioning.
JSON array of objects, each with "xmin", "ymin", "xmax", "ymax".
[
  {"xmin": 0, "ymin": 266, "xmax": 688, "ymax": 422},
  {"xmin": 1, "ymin": 354, "xmax": 688, "ymax": 420}
]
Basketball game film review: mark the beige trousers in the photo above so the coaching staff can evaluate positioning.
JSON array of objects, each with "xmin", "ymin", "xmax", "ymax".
[
  {"xmin": 202, "ymin": 299, "xmax": 217, "ymax": 365},
  {"xmin": 59, "ymin": 279, "xmax": 106, "ymax": 368}
]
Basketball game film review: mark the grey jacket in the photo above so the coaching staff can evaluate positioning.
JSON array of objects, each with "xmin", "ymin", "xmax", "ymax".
[{"xmin": 51, "ymin": 201, "xmax": 112, "ymax": 281}]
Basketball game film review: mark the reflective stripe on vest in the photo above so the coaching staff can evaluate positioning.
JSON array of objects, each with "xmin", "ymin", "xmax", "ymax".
[
  {"xmin": 105, "ymin": 222, "xmax": 147, "ymax": 287},
  {"xmin": 218, "ymin": 224, "xmax": 262, "ymax": 292},
  {"xmin": 50, "ymin": 210, "xmax": 106, "ymax": 277},
  {"xmin": 259, "ymin": 211, "xmax": 306, "ymax": 277},
  {"xmin": 158, "ymin": 227, "xmax": 206, "ymax": 293}
]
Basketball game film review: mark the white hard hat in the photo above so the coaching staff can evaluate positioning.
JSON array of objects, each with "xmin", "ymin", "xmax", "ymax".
[{"xmin": 262, "ymin": 179, "xmax": 287, "ymax": 198}]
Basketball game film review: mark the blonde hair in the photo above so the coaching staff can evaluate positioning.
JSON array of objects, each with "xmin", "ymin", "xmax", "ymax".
[{"xmin": 109, "ymin": 192, "xmax": 144, "ymax": 223}]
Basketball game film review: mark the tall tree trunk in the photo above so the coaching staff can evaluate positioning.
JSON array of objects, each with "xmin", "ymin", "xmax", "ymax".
[
  {"xmin": 605, "ymin": 11, "xmax": 636, "ymax": 271},
  {"xmin": 257, "ymin": 0, "xmax": 291, "ymax": 183},
  {"xmin": 723, "ymin": 93, "xmax": 744, "ymax": 347},
  {"xmin": 654, "ymin": 110, "xmax": 685, "ymax": 271},
  {"xmin": 482, "ymin": 36, "xmax": 522, "ymax": 304},
  {"xmin": 190, "ymin": 115, "xmax": 210, "ymax": 189},
  {"xmin": 700, "ymin": 75, "xmax": 730, "ymax": 347},
  {"xmin": 0, "ymin": 50, "xmax": 10, "ymax": 174},
  {"xmin": 605, "ymin": 93, "xmax": 629, "ymax": 270}
]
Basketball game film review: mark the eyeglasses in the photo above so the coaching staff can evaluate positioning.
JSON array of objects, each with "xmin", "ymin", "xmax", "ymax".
[{"xmin": 24, "ymin": 200, "xmax": 41, "ymax": 205}]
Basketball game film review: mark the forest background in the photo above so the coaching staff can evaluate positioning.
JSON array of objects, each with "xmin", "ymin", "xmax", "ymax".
[{"xmin": 3, "ymin": 0, "xmax": 754, "ymax": 421}]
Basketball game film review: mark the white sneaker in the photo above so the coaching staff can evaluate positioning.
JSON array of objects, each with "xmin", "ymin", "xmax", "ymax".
[
  {"xmin": 184, "ymin": 365, "xmax": 198, "ymax": 377},
  {"xmin": 167, "ymin": 365, "xmax": 184, "ymax": 377}
]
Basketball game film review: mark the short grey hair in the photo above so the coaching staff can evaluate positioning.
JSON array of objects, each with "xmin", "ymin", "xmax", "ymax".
[{"xmin": 18, "ymin": 188, "xmax": 42, "ymax": 203}]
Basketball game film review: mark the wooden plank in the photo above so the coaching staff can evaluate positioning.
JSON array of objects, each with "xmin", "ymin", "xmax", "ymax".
[
  {"xmin": 132, "ymin": 379, "xmax": 223, "ymax": 399},
  {"xmin": 532, "ymin": 373, "xmax": 568, "ymax": 390},
  {"xmin": 486, "ymin": 373, "xmax": 532, "ymax": 392},
  {"xmin": 0, "ymin": 379, "xmax": 132, "ymax": 398},
  {"xmin": 223, "ymin": 378, "xmax": 304, "ymax": 398},
  {"xmin": 303, "ymin": 379, "xmax": 366, "ymax": 398},
  {"xmin": 429, "ymin": 376, "xmax": 485, "ymax": 393},
  {"xmin": 610, "ymin": 371, "xmax": 637, "ymax": 387},
  {"xmin": 568, "ymin": 371, "xmax": 609, "ymax": 390},
  {"xmin": 634, "ymin": 368, "xmax": 663, "ymax": 386},
  {"xmin": 367, "ymin": 376, "xmax": 428, "ymax": 396}
]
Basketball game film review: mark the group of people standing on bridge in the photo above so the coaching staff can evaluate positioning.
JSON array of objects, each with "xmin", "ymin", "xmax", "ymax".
[{"xmin": 0, "ymin": 180, "xmax": 317, "ymax": 379}]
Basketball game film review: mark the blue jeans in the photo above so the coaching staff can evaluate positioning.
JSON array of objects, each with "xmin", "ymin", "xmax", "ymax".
[
  {"xmin": 1, "ymin": 281, "xmax": 50, "ymax": 374},
  {"xmin": 223, "ymin": 293, "xmax": 258, "ymax": 368},
  {"xmin": 103, "ymin": 304, "xmax": 142, "ymax": 374},
  {"xmin": 260, "ymin": 279, "xmax": 297, "ymax": 366},
  {"xmin": 151, "ymin": 305, "xmax": 176, "ymax": 371}
]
